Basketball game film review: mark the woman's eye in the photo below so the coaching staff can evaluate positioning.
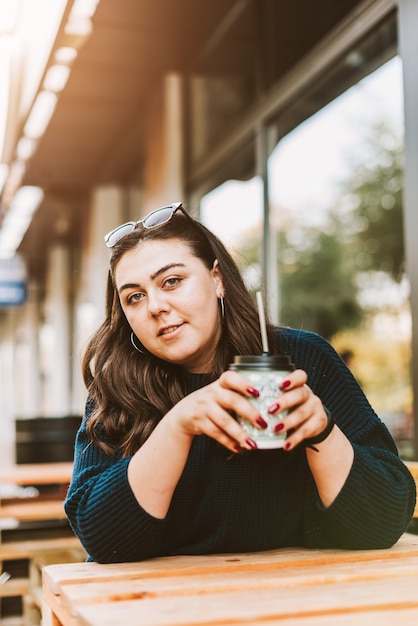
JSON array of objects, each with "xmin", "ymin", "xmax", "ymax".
[
  {"xmin": 163, "ymin": 277, "xmax": 182, "ymax": 288},
  {"xmin": 127, "ymin": 292, "xmax": 144, "ymax": 304}
]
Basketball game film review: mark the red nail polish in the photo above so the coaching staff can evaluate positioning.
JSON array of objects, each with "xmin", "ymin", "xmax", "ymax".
[
  {"xmin": 284, "ymin": 442, "xmax": 291, "ymax": 450},
  {"xmin": 233, "ymin": 444, "xmax": 244, "ymax": 454},
  {"xmin": 280, "ymin": 380, "xmax": 291, "ymax": 390},
  {"xmin": 245, "ymin": 438, "xmax": 258, "ymax": 450},
  {"xmin": 256, "ymin": 416, "xmax": 268, "ymax": 429},
  {"xmin": 247, "ymin": 386, "xmax": 260, "ymax": 398},
  {"xmin": 274, "ymin": 422, "xmax": 284, "ymax": 433},
  {"xmin": 268, "ymin": 402, "xmax": 280, "ymax": 414}
]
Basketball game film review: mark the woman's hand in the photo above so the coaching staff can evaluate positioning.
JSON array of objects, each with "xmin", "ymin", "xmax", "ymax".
[
  {"xmin": 268, "ymin": 369, "xmax": 354, "ymax": 507},
  {"xmin": 128, "ymin": 370, "xmax": 268, "ymax": 518},
  {"xmin": 165, "ymin": 370, "xmax": 268, "ymax": 453},
  {"xmin": 267, "ymin": 369, "xmax": 330, "ymax": 451}
]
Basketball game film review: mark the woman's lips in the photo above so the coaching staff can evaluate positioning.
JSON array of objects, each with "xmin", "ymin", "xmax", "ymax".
[{"xmin": 158, "ymin": 324, "xmax": 183, "ymax": 337}]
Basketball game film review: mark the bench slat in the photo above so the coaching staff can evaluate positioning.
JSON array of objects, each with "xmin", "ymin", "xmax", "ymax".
[
  {"xmin": 0, "ymin": 500, "xmax": 66, "ymax": 521},
  {"xmin": 0, "ymin": 577, "xmax": 30, "ymax": 598},
  {"xmin": 0, "ymin": 536, "xmax": 84, "ymax": 561}
]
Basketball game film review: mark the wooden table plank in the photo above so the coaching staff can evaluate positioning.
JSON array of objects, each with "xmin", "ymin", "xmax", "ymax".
[
  {"xmin": 73, "ymin": 576, "xmax": 418, "ymax": 626},
  {"xmin": 43, "ymin": 586, "xmax": 80, "ymax": 626},
  {"xmin": 0, "ymin": 499, "xmax": 66, "ymax": 521},
  {"xmin": 0, "ymin": 536, "xmax": 84, "ymax": 561},
  {"xmin": 42, "ymin": 534, "xmax": 418, "ymax": 626},
  {"xmin": 224, "ymin": 609, "xmax": 418, "ymax": 626},
  {"xmin": 0, "ymin": 462, "xmax": 73, "ymax": 486},
  {"xmin": 43, "ymin": 532, "xmax": 418, "ymax": 593},
  {"xmin": 57, "ymin": 555, "xmax": 418, "ymax": 610}
]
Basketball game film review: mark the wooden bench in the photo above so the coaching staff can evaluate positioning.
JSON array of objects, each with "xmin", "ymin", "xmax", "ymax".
[
  {"xmin": 0, "ymin": 462, "xmax": 73, "ymax": 524},
  {"xmin": 0, "ymin": 463, "xmax": 77, "ymax": 623},
  {"xmin": 0, "ymin": 500, "xmax": 67, "ymax": 524},
  {"xmin": 1, "ymin": 536, "xmax": 86, "ymax": 625},
  {"xmin": 0, "ymin": 463, "xmax": 74, "ymax": 487}
]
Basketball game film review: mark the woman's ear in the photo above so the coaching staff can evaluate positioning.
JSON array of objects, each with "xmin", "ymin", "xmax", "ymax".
[{"xmin": 212, "ymin": 259, "xmax": 225, "ymax": 297}]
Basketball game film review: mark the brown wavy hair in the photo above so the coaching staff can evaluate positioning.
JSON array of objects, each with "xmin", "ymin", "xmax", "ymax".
[{"xmin": 83, "ymin": 208, "xmax": 275, "ymax": 456}]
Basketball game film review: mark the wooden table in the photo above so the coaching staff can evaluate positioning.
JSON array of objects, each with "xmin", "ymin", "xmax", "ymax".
[
  {"xmin": 0, "ymin": 462, "xmax": 73, "ymax": 525},
  {"xmin": 0, "ymin": 500, "xmax": 66, "ymax": 522},
  {"xmin": 0, "ymin": 462, "xmax": 73, "ymax": 487},
  {"xmin": 42, "ymin": 533, "xmax": 418, "ymax": 626},
  {"xmin": 0, "ymin": 462, "xmax": 78, "ymax": 622}
]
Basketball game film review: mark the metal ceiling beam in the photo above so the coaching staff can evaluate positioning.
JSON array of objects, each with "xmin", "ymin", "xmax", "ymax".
[{"xmin": 188, "ymin": 0, "xmax": 398, "ymax": 190}]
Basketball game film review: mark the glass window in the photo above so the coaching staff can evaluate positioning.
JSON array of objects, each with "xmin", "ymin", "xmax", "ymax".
[{"xmin": 202, "ymin": 56, "xmax": 413, "ymax": 458}]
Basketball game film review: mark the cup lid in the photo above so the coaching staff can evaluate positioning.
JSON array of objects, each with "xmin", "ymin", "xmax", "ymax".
[{"xmin": 231, "ymin": 354, "xmax": 295, "ymax": 370}]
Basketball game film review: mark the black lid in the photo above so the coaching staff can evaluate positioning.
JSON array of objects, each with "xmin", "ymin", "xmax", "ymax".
[{"xmin": 230, "ymin": 354, "xmax": 295, "ymax": 370}]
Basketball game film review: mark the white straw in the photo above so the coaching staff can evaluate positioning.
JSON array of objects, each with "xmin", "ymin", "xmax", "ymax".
[{"xmin": 256, "ymin": 291, "xmax": 269, "ymax": 353}]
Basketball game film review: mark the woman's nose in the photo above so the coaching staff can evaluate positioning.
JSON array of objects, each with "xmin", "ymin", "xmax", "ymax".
[{"xmin": 147, "ymin": 292, "xmax": 169, "ymax": 316}]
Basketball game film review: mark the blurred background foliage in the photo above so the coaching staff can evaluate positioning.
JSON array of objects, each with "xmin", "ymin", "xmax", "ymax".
[
  {"xmin": 342, "ymin": 121, "xmax": 405, "ymax": 282},
  {"xmin": 236, "ymin": 120, "xmax": 412, "ymax": 457}
]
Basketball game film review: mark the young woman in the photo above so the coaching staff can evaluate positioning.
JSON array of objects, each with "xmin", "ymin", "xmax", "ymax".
[{"xmin": 65, "ymin": 203, "xmax": 416, "ymax": 563}]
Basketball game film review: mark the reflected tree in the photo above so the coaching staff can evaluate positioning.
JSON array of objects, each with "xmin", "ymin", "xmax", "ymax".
[
  {"xmin": 236, "ymin": 121, "xmax": 404, "ymax": 341},
  {"xmin": 344, "ymin": 122, "xmax": 404, "ymax": 282}
]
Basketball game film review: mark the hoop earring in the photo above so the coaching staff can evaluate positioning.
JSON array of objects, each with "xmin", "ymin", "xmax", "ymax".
[
  {"xmin": 130, "ymin": 332, "xmax": 144, "ymax": 353},
  {"xmin": 219, "ymin": 296, "xmax": 225, "ymax": 320}
]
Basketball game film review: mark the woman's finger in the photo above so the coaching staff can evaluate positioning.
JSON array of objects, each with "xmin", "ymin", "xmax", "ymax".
[
  {"xmin": 277, "ymin": 369, "xmax": 308, "ymax": 390},
  {"xmin": 279, "ymin": 395, "xmax": 328, "ymax": 450},
  {"xmin": 177, "ymin": 386, "xmax": 260, "ymax": 451}
]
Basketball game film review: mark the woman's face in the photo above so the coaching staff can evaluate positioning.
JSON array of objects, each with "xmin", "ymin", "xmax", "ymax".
[{"xmin": 114, "ymin": 238, "xmax": 224, "ymax": 373}]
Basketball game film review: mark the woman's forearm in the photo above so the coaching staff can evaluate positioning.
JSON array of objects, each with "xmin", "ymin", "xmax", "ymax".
[
  {"xmin": 306, "ymin": 425, "xmax": 354, "ymax": 508},
  {"xmin": 127, "ymin": 411, "xmax": 194, "ymax": 519}
]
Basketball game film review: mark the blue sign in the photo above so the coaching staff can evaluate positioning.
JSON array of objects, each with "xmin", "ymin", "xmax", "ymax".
[
  {"xmin": 0, "ymin": 255, "xmax": 27, "ymax": 307},
  {"xmin": 0, "ymin": 280, "xmax": 27, "ymax": 306}
]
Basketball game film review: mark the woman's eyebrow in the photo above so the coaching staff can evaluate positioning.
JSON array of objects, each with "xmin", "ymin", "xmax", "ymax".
[
  {"xmin": 118, "ymin": 282, "xmax": 140, "ymax": 294},
  {"xmin": 118, "ymin": 263, "xmax": 186, "ymax": 294},
  {"xmin": 150, "ymin": 262, "xmax": 185, "ymax": 281}
]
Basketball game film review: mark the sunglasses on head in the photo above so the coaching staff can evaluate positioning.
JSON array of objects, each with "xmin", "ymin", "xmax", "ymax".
[{"xmin": 104, "ymin": 202, "xmax": 188, "ymax": 248}]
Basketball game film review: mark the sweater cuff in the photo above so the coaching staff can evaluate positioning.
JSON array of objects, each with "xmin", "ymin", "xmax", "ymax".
[{"xmin": 312, "ymin": 445, "xmax": 412, "ymax": 549}]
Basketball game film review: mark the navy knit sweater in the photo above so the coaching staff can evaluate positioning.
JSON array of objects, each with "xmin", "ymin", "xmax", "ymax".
[{"xmin": 64, "ymin": 328, "xmax": 416, "ymax": 563}]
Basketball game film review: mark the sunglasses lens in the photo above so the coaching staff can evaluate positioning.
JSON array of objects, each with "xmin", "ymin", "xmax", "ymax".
[
  {"xmin": 105, "ymin": 222, "xmax": 136, "ymax": 247},
  {"xmin": 104, "ymin": 204, "xmax": 184, "ymax": 247},
  {"xmin": 142, "ymin": 206, "xmax": 176, "ymax": 229}
]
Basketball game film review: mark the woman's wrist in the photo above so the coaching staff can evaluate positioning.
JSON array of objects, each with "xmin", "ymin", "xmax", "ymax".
[{"xmin": 304, "ymin": 406, "xmax": 335, "ymax": 452}]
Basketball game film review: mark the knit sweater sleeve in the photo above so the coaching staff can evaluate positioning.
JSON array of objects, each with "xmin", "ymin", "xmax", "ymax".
[
  {"xmin": 64, "ymin": 400, "xmax": 167, "ymax": 563},
  {"xmin": 278, "ymin": 328, "xmax": 416, "ymax": 549}
]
